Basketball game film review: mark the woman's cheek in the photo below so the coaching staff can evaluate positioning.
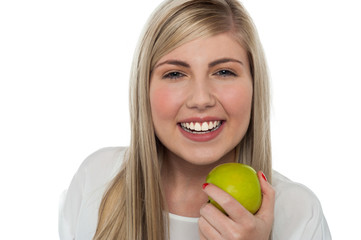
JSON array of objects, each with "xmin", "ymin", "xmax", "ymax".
[
  {"xmin": 150, "ymin": 85, "xmax": 184, "ymax": 121},
  {"xmin": 218, "ymin": 84, "xmax": 253, "ymax": 115}
]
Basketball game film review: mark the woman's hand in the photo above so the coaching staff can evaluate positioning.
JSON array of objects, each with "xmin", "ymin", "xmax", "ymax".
[{"xmin": 199, "ymin": 171, "xmax": 275, "ymax": 240}]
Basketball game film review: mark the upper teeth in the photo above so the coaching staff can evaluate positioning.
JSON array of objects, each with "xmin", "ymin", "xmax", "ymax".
[{"xmin": 180, "ymin": 121, "xmax": 221, "ymax": 132}]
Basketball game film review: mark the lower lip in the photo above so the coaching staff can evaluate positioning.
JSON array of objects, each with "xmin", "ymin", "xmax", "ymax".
[{"xmin": 178, "ymin": 122, "xmax": 224, "ymax": 142}]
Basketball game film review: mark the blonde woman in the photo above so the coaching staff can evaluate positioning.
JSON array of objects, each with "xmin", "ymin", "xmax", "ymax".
[{"xmin": 59, "ymin": 0, "xmax": 331, "ymax": 239}]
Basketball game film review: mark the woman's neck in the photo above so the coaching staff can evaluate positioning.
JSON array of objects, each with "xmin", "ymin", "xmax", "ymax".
[{"xmin": 161, "ymin": 149, "xmax": 235, "ymax": 217}]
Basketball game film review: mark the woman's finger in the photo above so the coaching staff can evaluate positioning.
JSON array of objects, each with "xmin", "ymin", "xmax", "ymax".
[
  {"xmin": 202, "ymin": 183, "xmax": 253, "ymax": 223},
  {"xmin": 198, "ymin": 215, "xmax": 222, "ymax": 240},
  {"xmin": 200, "ymin": 200, "xmax": 254, "ymax": 240},
  {"xmin": 199, "ymin": 200, "xmax": 231, "ymax": 234},
  {"xmin": 255, "ymin": 171, "xmax": 275, "ymax": 224}
]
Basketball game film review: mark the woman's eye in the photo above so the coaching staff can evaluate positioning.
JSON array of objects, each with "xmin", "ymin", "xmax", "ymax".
[
  {"xmin": 215, "ymin": 69, "xmax": 237, "ymax": 77},
  {"xmin": 163, "ymin": 71, "xmax": 185, "ymax": 79}
]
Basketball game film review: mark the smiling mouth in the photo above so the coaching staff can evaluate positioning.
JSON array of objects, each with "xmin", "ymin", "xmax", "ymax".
[{"xmin": 179, "ymin": 121, "xmax": 223, "ymax": 134}]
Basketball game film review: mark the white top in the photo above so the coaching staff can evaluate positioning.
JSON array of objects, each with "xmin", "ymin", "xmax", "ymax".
[{"xmin": 59, "ymin": 147, "xmax": 332, "ymax": 240}]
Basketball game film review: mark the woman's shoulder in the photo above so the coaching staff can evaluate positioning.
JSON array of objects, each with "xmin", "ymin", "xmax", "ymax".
[
  {"xmin": 272, "ymin": 170, "xmax": 319, "ymax": 201},
  {"xmin": 272, "ymin": 170, "xmax": 323, "ymax": 214},
  {"xmin": 63, "ymin": 146, "xmax": 128, "ymax": 200},
  {"xmin": 63, "ymin": 146, "xmax": 128, "ymax": 208},
  {"xmin": 78, "ymin": 147, "xmax": 128, "ymax": 175},
  {"xmin": 271, "ymin": 170, "xmax": 331, "ymax": 239},
  {"xmin": 59, "ymin": 147, "xmax": 128, "ymax": 239}
]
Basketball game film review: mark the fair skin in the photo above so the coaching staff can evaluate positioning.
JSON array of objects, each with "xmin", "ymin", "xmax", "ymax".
[{"xmin": 150, "ymin": 32, "xmax": 275, "ymax": 239}]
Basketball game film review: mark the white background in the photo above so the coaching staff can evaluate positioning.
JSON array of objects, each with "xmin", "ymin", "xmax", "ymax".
[{"xmin": 0, "ymin": 0, "xmax": 360, "ymax": 239}]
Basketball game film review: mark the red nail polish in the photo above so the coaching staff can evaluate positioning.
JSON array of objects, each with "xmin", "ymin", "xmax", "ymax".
[
  {"xmin": 261, "ymin": 172, "xmax": 268, "ymax": 182},
  {"xmin": 202, "ymin": 183, "xmax": 209, "ymax": 189}
]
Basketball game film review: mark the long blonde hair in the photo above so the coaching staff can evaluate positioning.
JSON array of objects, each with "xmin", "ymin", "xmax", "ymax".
[{"xmin": 94, "ymin": 0, "xmax": 272, "ymax": 239}]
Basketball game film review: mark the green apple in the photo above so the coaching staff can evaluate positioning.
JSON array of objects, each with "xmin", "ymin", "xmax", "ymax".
[{"xmin": 206, "ymin": 163, "xmax": 262, "ymax": 214}]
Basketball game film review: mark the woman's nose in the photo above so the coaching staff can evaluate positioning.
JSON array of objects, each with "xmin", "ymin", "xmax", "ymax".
[{"xmin": 185, "ymin": 79, "xmax": 216, "ymax": 110}]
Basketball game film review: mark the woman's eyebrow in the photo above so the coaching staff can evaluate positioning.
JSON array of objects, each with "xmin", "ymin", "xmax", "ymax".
[
  {"xmin": 154, "ymin": 60, "xmax": 190, "ymax": 69},
  {"xmin": 208, "ymin": 58, "xmax": 244, "ymax": 67},
  {"xmin": 153, "ymin": 58, "xmax": 243, "ymax": 70}
]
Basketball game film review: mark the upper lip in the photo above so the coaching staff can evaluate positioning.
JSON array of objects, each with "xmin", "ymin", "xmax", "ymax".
[{"xmin": 178, "ymin": 117, "xmax": 224, "ymax": 123}]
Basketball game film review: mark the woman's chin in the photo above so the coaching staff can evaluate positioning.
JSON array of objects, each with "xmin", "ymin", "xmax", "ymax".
[{"xmin": 174, "ymin": 148, "xmax": 236, "ymax": 167}]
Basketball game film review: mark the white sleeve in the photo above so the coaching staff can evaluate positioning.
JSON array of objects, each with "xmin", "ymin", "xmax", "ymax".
[
  {"xmin": 292, "ymin": 198, "xmax": 331, "ymax": 240},
  {"xmin": 58, "ymin": 161, "xmax": 86, "ymax": 240},
  {"xmin": 58, "ymin": 147, "xmax": 126, "ymax": 240},
  {"xmin": 272, "ymin": 172, "xmax": 332, "ymax": 240},
  {"xmin": 302, "ymin": 208, "xmax": 331, "ymax": 240}
]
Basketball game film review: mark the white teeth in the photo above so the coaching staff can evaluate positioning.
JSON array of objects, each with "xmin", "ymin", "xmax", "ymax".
[
  {"xmin": 201, "ymin": 122, "xmax": 208, "ymax": 131},
  {"xmin": 180, "ymin": 121, "xmax": 221, "ymax": 133},
  {"xmin": 195, "ymin": 122, "xmax": 201, "ymax": 131}
]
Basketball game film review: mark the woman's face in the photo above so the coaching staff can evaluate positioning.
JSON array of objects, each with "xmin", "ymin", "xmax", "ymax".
[{"xmin": 150, "ymin": 32, "xmax": 253, "ymax": 165}]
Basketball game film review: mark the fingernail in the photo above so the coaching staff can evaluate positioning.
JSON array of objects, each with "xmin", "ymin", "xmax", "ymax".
[
  {"xmin": 261, "ymin": 172, "xmax": 268, "ymax": 182},
  {"xmin": 202, "ymin": 183, "xmax": 209, "ymax": 189}
]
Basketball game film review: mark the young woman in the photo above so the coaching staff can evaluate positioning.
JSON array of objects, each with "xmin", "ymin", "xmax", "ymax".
[{"xmin": 59, "ymin": 0, "xmax": 331, "ymax": 239}]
